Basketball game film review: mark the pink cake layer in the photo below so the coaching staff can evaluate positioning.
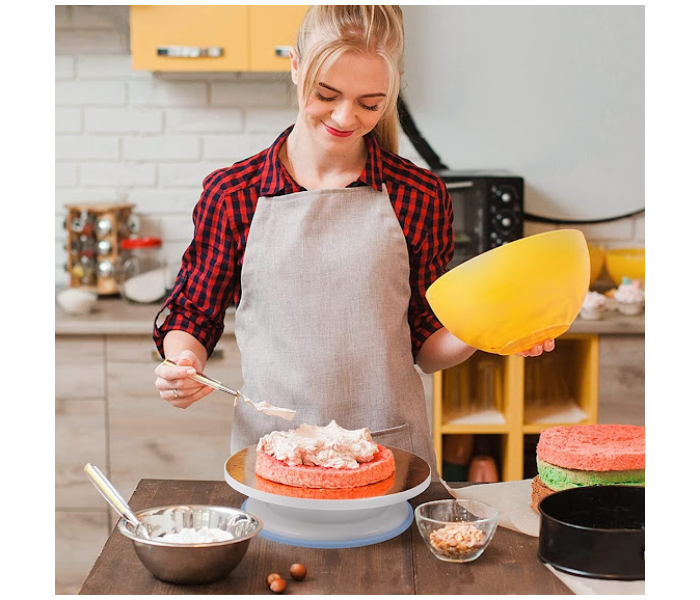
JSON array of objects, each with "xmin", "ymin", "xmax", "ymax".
[
  {"xmin": 254, "ymin": 444, "xmax": 396, "ymax": 489},
  {"xmin": 255, "ymin": 472, "xmax": 396, "ymax": 499},
  {"xmin": 536, "ymin": 424, "xmax": 645, "ymax": 471}
]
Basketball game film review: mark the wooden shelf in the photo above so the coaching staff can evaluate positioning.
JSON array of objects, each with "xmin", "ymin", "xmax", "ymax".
[{"xmin": 433, "ymin": 334, "xmax": 599, "ymax": 482}]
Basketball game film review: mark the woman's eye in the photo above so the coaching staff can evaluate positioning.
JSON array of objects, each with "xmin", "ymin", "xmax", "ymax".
[
  {"xmin": 314, "ymin": 90, "xmax": 381, "ymax": 112},
  {"xmin": 315, "ymin": 92, "xmax": 336, "ymax": 102}
]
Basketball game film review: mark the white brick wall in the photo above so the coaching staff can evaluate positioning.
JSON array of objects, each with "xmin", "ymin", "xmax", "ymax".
[
  {"xmin": 55, "ymin": 5, "xmax": 643, "ymax": 288},
  {"xmin": 54, "ymin": 5, "xmax": 302, "ymax": 286}
]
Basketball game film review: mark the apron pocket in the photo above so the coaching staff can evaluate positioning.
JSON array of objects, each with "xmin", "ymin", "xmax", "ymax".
[{"xmin": 371, "ymin": 423, "xmax": 413, "ymax": 454}]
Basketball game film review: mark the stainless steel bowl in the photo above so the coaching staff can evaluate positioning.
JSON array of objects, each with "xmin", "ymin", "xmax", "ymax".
[{"xmin": 117, "ymin": 505, "xmax": 263, "ymax": 585}]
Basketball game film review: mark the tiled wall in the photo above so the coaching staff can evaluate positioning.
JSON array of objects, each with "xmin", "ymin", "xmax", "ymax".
[{"xmin": 55, "ymin": 5, "xmax": 644, "ymax": 289}]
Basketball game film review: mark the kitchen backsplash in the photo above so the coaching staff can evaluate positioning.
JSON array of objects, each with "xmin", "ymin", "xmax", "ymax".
[{"xmin": 55, "ymin": 6, "xmax": 644, "ymax": 289}]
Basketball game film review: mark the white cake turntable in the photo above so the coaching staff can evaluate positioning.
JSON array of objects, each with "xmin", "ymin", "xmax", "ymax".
[{"xmin": 224, "ymin": 445, "xmax": 431, "ymax": 548}]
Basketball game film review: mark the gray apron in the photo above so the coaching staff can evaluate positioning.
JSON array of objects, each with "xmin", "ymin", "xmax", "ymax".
[{"xmin": 232, "ymin": 185, "xmax": 437, "ymax": 475}]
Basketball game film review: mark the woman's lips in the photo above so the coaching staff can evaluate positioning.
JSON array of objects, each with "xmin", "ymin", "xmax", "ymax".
[{"xmin": 323, "ymin": 123, "xmax": 353, "ymax": 138}]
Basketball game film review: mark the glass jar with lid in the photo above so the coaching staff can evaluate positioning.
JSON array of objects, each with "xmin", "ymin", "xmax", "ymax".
[{"xmin": 115, "ymin": 237, "xmax": 168, "ymax": 303}]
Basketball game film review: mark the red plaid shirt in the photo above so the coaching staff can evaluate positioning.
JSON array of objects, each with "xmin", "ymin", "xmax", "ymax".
[{"xmin": 154, "ymin": 125, "xmax": 454, "ymax": 361}]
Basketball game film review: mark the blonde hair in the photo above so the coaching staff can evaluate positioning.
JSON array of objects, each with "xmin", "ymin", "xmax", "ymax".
[{"xmin": 295, "ymin": 5, "xmax": 404, "ymax": 154}]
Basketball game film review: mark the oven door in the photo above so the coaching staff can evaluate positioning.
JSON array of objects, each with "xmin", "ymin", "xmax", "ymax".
[{"xmin": 445, "ymin": 180, "xmax": 487, "ymax": 267}]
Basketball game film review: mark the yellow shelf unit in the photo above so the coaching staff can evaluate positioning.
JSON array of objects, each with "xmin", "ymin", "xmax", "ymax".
[{"xmin": 433, "ymin": 334, "xmax": 599, "ymax": 482}]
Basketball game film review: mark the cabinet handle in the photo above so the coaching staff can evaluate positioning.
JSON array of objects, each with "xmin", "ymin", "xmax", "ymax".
[
  {"xmin": 274, "ymin": 45, "xmax": 292, "ymax": 58},
  {"xmin": 157, "ymin": 46, "xmax": 224, "ymax": 59},
  {"xmin": 151, "ymin": 348, "xmax": 224, "ymax": 362}
]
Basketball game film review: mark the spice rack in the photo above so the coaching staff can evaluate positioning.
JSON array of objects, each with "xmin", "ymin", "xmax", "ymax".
[
  {"xmin": 432, "ymin": 333, "xmax": 599, "ymax": 481},
  {"xmin": 64, "ymin": 203, "xmax": 136, "ymax": 295}
]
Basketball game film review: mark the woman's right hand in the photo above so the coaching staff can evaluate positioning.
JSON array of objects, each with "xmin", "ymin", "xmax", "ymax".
[{"xmin": 154, "ymin": 349, "xmax": 214, "ymax": 409}]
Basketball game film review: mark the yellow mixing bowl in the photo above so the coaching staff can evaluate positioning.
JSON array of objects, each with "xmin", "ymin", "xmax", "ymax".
[
  {"xmin": 605, "ymin": 248, "xmax": 645, "ymax": 286},
  {"xmin": 587, "ymin": 244, "xmax": 606, "ymax": 287},
  {"xmin": 426, "ymin": 229, "xmax": 590, "ymax": 355}
]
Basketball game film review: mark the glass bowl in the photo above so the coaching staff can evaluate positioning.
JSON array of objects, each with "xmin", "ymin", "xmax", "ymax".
[{"xmin": 414, "ymin": 499, "xmax": 499, "ymax": 563}]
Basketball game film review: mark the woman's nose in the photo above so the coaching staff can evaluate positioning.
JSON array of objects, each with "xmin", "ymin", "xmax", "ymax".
[{"xmin": 331, "ymin": 101, "xmax": 355, "ymax": 128}]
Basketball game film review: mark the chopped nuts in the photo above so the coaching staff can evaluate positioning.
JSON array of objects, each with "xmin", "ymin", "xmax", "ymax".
[{"xmin": 428, "ymin": 523, "xmax": 487, "ymax": 559}]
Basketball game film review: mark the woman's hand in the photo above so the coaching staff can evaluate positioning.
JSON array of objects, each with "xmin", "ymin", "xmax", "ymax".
[
  {"xmin": 516, "ymin": 338, "xmax": 556, "ymax": 357},
  {"xmin": 154, "ymin": 349, "xmax": 214, "ymax": 409}
]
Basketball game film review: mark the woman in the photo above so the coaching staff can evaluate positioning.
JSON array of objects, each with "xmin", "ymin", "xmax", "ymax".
[{"xmin": 153, "ymin": 6, "xmax": 553, "ymax": 473}]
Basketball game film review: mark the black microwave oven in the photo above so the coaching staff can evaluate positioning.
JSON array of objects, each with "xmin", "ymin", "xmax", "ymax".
[{"xmin": 433, "ymin": 169, "xmax": 524, "ymax": 268}]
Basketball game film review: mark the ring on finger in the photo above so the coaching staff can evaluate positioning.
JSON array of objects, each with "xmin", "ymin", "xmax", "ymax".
[{"xmin": 173, "ymin": 389, "xmax": 179, "ymax": 400}]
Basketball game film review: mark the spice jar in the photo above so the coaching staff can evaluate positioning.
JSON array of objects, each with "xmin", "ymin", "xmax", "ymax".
[{"xmin": 116, "ymin": 237, "xmax": 168, "ymax": 303}]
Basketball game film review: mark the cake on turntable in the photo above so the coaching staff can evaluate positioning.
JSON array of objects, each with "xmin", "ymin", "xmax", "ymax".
[{"xmin": 224, "ymin": 445, "xmax": 431, "ymax": 548}]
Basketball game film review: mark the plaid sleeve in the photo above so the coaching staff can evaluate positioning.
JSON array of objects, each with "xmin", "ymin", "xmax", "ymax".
[
  {"xmin": 380, "ymin": 146, "xmax": 454, "ymax": 360},
  {"xmin": 153, "ymin": 168, "xmax": 239, "ymax": 358},
  {"xmin": 406, "ymin": 174, "xmax": 454, "ymax": 359}
]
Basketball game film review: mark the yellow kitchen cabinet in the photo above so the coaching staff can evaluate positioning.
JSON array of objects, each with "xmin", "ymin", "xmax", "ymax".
[
  {"xmin": 432, "ymin": 334, "xmax": 599, "ymax": 482},
  {"xmin": 249, "ymin": 5, "xmax": 310, "ymax": 71},
  {"xmin": 129, "ymin": 5, "xmax": 309, "ymax": 72}
]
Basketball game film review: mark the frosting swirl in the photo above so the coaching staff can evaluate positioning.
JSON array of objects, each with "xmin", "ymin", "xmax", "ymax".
[
  {"xmin": 614, "ymin": 278, "xmax": 644, "ymax": 304},
  {"xmin": 257, "ymin": 420, "xmax": 379, "ymax": 469}
]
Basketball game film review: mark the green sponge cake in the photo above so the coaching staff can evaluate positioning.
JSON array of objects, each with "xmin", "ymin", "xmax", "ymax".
[
  {"xmin": 531, "ymin": 424, "xmax": 645, "ymax": 512},
  {"xmin": 536, "ymin": 458, "xmax": 645, "ymax": 490}
]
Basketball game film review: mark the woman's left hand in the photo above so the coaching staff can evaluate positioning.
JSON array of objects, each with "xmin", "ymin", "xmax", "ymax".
[{"xmin": 517, "ymin": 338, "xmax": 555, "ymax": 357}]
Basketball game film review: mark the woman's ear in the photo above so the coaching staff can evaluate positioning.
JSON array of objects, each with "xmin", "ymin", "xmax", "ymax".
[{"xmin": 289, "ymin": 47, "xmax": 300, "ymax": 85}]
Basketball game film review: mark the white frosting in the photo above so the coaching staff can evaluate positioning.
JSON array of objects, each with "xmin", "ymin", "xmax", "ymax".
[
  {"xmin": 582, "ymin": 290, "xmax": 607, "ymax": 311},
  {"xmin": 614, "ymin": 279, "xmax": 645, "ymax": 304},
  {"xmin": 159, "ymin": 527, "xmax": 234, "ymax": 544},
  {"xmin": 257, "ymin": 420, "xmax": 379, "ymax": 469}
]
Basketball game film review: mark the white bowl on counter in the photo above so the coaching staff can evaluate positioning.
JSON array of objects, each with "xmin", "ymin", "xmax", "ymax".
[{"xmin": 56, "ymin": 287, "xmax": 98, "ymax": 315}]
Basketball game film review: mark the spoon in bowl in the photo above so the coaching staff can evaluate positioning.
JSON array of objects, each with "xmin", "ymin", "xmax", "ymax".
[{"xmin": 84, "ymin": 463, "xmax": 150, "ymax": 539}]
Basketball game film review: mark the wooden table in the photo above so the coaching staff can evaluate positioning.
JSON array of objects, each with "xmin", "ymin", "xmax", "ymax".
[{"xmin": 79, "ymin": 479, "xmax": 572, "ymax": 595}]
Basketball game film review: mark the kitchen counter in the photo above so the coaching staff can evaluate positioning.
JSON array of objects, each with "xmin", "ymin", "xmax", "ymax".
[
  {"xmin": 56, "ymin": 296, "xmax": 644, "ymax": 336},
  {"xmin": 78, "ymin": 479, "xmax": 572, "ymax": 595},
  {"xmin": 55, "ymin": 296, "xmax": 236, "ymax": 336}
]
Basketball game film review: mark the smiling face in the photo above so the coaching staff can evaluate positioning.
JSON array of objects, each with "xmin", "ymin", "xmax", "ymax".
[{"xmin": 291, "ymin": 49, "xmax": 390, "ymax": 151}]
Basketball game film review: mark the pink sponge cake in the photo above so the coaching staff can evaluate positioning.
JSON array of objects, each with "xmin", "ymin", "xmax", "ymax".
[
  {"xmin": 255, "ymin": 420, "xmax": 396, "ymax": 490},
  {"xmin": 531, "ymin": 424, "xmax": 645, "ymax": 512},
  {"xmin": 537, "ymin": 423, "xmax": 644, "ymax": 471}
]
